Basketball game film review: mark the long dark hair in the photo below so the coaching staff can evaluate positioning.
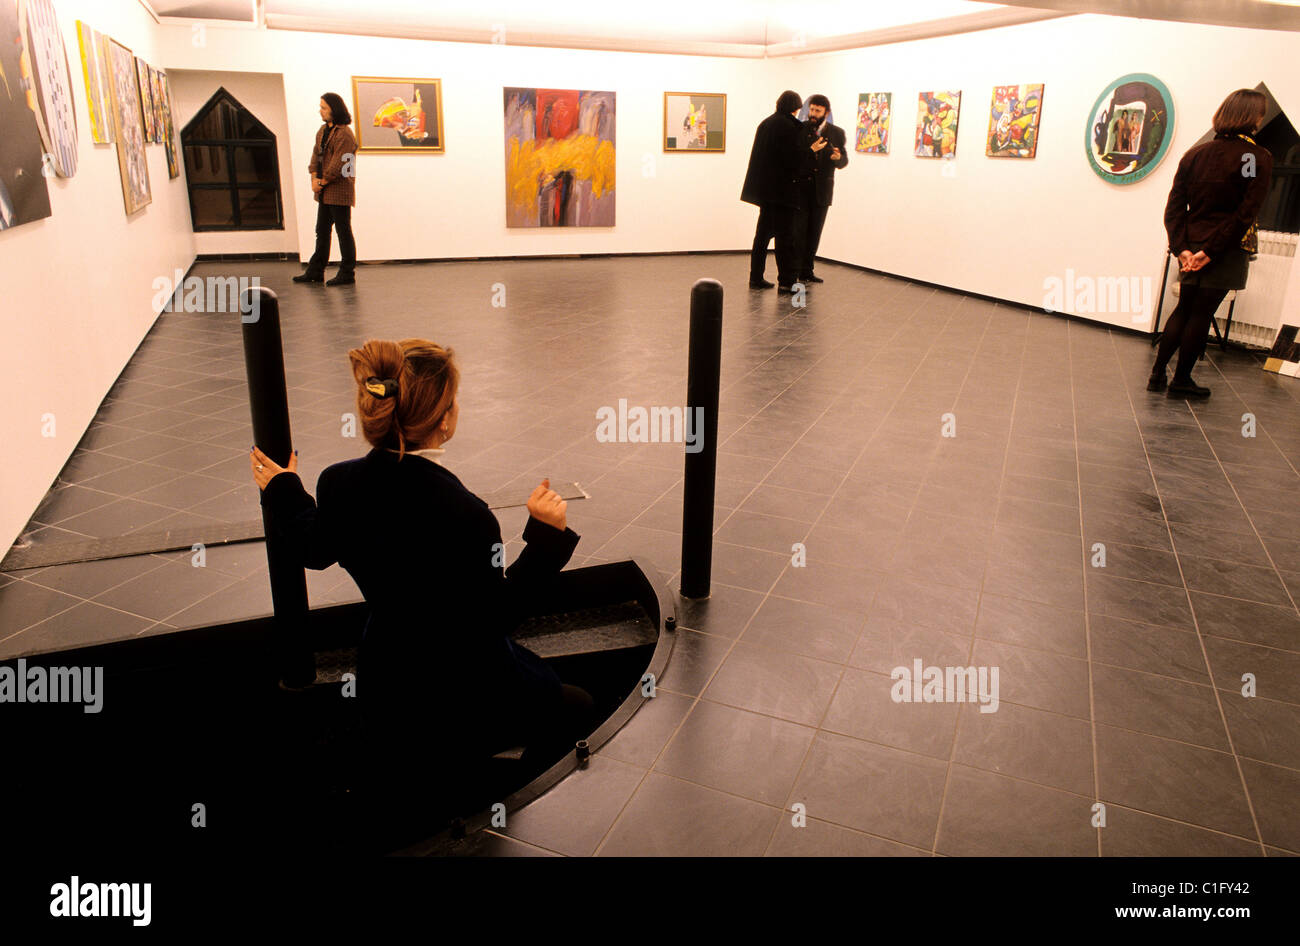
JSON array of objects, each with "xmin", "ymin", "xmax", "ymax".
[{"xmin": 321, "ymin": 92, "xmax": 351, "ymax": 126}]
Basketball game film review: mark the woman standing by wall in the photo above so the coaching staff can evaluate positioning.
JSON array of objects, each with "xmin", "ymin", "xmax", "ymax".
[
  {"xmin": 295, "ymin": 92, "xmax": 358, "ymax": 286},
  {"xmin": 1151, "ymin": 89, "xmax": 1273, "ymax": 398}
]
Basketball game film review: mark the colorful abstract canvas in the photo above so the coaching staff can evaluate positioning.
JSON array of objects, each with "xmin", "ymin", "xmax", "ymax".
[
  {"xmin": 352, "ymin": 77, "xmax": 443, "ymax": 152},
  {"xmin": 135, "ymin": 56, "xmax": 154, "ymax": 142},
  {"xmin": 107, "ymin": 38, "xmax": 150, "ymax": 214},
  {"xmin": 1085, "ymin": 73, "xmax": 1175, "ymax": 185},
  {"xmin": 76, "ymin": 20, "xmax": 112, "ymax": 144},
  {"xmin": 986, "ymin": 84, "xmax": 1043, "ymax": 158},
  {"xmin": 856, "ymin": 92, "xmax": 891, "ymax": 153},
  {"xmin": 915, "ymin": 91, "xmax": 960, "ymax": 158},
  {"xmin": 664, "ymin": 92, "xmax": 724, "ymax": 151},
  {"xmin": 0, "ymin": 0, "xmax": 53, "ymax": 229},
  {"xmin": 160, "ymin": 73, "xmax": 178, "ymax": 180},
  {"xmin": 20, "ymin": 0, "xmax": 78, "ymax": 177},
  {"xmin": 150, "ymin": 66, "xmax": 165, "ymax": 146},
  {"xmin": 504, "ymin": 88, "xmax": 615, "ymax": 228}
]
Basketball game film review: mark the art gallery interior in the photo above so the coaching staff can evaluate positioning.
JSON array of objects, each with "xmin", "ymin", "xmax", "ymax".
[{"xmin": 2, "ymin": 0, "xmax": 1300, "ymax": 868}]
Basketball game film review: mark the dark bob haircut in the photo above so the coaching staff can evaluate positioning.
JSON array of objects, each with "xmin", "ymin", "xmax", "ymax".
[
  {"xmin": 1213, "ymin": 89, "xmax": 1266, "ymax": 136},
  {"xmin": 321, "ymin": 92, "xmax": 351, "ymax": 126}
]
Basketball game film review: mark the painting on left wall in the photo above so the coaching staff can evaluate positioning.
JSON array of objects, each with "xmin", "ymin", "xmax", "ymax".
[
  {"xmin": 76, "ymin": 19, "xmax": 113, "ymax": 144},
  {"xmin": 0, "ymin": 0, "xmax": 53, "ymax": 230},
  {"xmin": 106, "ymin": 37, "xmax": 151, "ymax": 214}
]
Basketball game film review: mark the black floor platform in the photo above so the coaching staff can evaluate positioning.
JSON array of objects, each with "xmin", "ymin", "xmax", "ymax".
[{"xmin": 4, "ymin": 253, "xmax": 1300, "ymax": 856}]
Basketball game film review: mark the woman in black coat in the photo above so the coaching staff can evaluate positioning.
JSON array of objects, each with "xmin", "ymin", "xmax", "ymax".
[
  {"xmin": 1152, "ymin": 89, "xmax": 1273, "ymax": 398},
  {"xmin": 249, "ymin": 339, "xmax": 592, "ymax": 791}
]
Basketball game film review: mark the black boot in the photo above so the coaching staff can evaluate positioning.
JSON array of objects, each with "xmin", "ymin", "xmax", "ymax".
[
  {"xmin": 1167, "ymin": 377, "xmax": 1211, "ymax": 398},
  {"xmin": 1146, "ymin": 367, "xmax": 1167, "ymax": 391},
  {"xmin": 326, "ymin": 273, "xmax": 355, "ymax": 286},
  {"xmin": 293, "ymin": 271, "xmax": 323, "ymax": 283}
]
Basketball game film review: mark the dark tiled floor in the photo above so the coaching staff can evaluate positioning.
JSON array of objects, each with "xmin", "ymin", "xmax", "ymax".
[{"xmin": 4, "ymin": 254, "xmax": 1299, "ymax": 856}]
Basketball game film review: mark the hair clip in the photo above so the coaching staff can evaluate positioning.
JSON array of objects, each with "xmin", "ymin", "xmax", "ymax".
[{"xmin": 365, "ymin": 377, "xmax": 397, "ymax": 399}]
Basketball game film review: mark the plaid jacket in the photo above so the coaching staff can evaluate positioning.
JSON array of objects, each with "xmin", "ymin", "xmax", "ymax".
[{"xmin": 308, "ymin": 123, "xmax": 357, "ymax": 207}]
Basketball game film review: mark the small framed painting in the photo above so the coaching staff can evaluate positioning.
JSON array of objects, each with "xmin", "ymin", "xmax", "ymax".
[
  {"xmin": 351, "ymin": 76, "xmax": 444, "ymax": 152},
  {"xmin": 663, "ymin": 92, "xmax": 725, "ymax": 151}
]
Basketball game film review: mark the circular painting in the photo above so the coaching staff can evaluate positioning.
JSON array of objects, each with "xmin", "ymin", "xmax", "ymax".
[
  {"xmin": 19, "ymin": 0, "xmax": 78, "ymax": 178},
  {"xmin": 1085, "ymin": 73, "xmax": 1174, "ymax": 185}
]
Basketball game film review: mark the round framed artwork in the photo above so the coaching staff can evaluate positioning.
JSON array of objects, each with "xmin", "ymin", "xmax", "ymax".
[
  {"xmin": 19, "ymin": 0, "xmax": 79, "ymax": 178},
  {"xmin": 1084, "ymin": 73, "xmax": 1174, "ymax": 185}
]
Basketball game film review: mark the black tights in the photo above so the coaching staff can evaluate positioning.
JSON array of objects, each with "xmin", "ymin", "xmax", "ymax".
[{"xmin": 1154, "ymin": 284, "xmax": 1227, "ymax": 382}]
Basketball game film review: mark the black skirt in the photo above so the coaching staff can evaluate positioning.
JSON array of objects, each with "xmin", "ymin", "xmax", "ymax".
[{"xmin": 1179, "ymin": 245, "xmax": 1251, "ymax": 291}]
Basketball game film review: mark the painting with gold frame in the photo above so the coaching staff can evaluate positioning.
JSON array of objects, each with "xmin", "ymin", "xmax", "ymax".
[
  {"xmin": 351, "ymin": 76, "xmax": 444, "ymax": 152},
  {"xmin": 663, "ymin": 92, "xmax": 725, "ymax": 152}
]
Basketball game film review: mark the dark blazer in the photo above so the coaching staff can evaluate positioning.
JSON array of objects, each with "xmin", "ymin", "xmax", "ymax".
[
  {"xmin": 740, "ymin": 110, "xmax": 803, "ymax": 208},
  {"xmin": 308, "ymin": 123, "xmax": 358, "ymax": 207},
  {"xmin": 259, "ymin": 447, "xmax": 579, "ymax": 756},
  {"xmin": 1164, "ymin": 133, "xmax": 1273, "ymax": 259},
  {"xmin": 803, "ymin": 121, "xmax": 849, "ymax": 207}
]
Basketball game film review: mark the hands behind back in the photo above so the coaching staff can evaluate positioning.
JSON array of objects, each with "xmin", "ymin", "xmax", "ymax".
[{"xmin": 527, "ymin": 479, "xmax": 567, "ymax": 531}]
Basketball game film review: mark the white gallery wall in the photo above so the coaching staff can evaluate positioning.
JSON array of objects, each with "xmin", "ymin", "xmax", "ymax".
[
  {"xmin": 153, "ymin": 24, "xmax": 772, "ymax": 261},
  {"xmin": 3, "ymin": 8, "xmax": 1299, "ymax": 553},
  {"xmin": 772, "ymin": 14, "xmax": 1300, "ymax": 331},
  {"xmin": 167, "ymin": 68, "xmax": 300, "ymax": 255},
  {"xmin": 0, "ymin": 0, "xmax": 196, "ymax": 557}
]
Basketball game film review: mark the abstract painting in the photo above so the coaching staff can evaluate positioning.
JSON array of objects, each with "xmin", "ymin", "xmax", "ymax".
[
  {"xmin": 915, "ymin": 91, "xmax": 960, "ymax": 158},
  {"xmin": 352, "ymin": 76, "xmax": 443, "ymax": 152},
  {"xmin": 856, "ymin": 92, "xmax": 891, "ymax": 153},
  {"xmin": 19, "ymin": 0, "xmax": 78, "ymax": 177},
  {"xmin": 1085, "ymin": 73, "xmax": 1175, "ymax": 185},
  {"xmin": 76, "ymin": 20, "xmax": 112, "ymax": 144},
  {"xmin": 150, "ymin": 66, "xmax": 166, "ymax": 146},
  {"xmin": 986, "ymin": 84, "xmax": 1043, "ymax": 158},
  {"xmin": 160, "ymin": 73, "xmax": 178, "ymax": 180},
  {"xmin": 664, "ymin": 92, "xmax": 724, "ymax": 151},
  {"xmin": 106, "ymin": 38, "xmax": 150, "ymax": 214},
  {"xmin": 1263, "ymin": 324, "xmax": 1300, "ymax": 377},
  {"xmin": 504, "ymin": 88, "xmax": 615, "ymax": 227},
  {"xmin": 135, "ymin": 55, "xmax": 154, "ymax": 143},
  {"xmin": 0, "ymin": 0, "xmax": 52, "ymax": 229}
]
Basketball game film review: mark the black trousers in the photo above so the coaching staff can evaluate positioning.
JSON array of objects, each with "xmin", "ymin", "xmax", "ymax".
[
  {"xmin": 749, "ymin": 202, "xmax": 798, "ymax": 286},
  {"xmin": 794, "ymin": 195, "xmax": 829, "ymax": 279},
  {"xmin": 1153, "ymin": 284, "xmax": 1228, "ymax": 381},
  {"xmin": 305, "ymin": 201, "xmax": 356, "ymax": 277}
]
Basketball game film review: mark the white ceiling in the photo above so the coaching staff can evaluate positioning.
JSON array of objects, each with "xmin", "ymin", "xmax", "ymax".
[{"xmin": 144, "ymin": 0, "xmax": 1300, "ymax": 55}]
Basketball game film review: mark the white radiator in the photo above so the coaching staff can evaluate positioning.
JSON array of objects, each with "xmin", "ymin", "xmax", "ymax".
[{"xmin": 1200, "ymin": 230, "xmax": 1296, "ymax": 348}]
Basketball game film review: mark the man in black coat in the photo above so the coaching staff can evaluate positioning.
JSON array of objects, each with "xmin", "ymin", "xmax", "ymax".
[
  {"xmin": 794, "ymin": 95, "xmax": 849, "ymax": 284},
  {"xmin": 741, "ymin": 90, "xmax": 805, "ymax": 292}
]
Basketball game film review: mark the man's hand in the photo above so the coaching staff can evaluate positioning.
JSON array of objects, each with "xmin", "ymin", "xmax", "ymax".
[
  {"xmin": 527, "ymin": 478, "xmax": 567, "ymax": 531},
  {"xmin": 830, "ymin": 147, "xmax": 842, "ymax": 161},
  {"xmin": 811, "ymin": 138, "xmax": 828, "ymax": 152}
]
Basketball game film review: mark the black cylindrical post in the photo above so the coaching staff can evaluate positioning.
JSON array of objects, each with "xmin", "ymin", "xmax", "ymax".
[
  {"xmin": 680, "ymin": 278, "xmax": 723, "ymax": 599},
  {"xmin": 240, "ymin": 286, "xmax": 315, "ymax": 689}
]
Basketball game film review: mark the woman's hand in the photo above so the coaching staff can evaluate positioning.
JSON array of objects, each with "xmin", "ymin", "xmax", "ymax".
[
  {"xmin": 250, "ymin": 446, "xmax": 298, "ymax": 491},
  {"xmin": 1177, "ymin": 250, "xmax": 1194, "ymax": 271},
  {"xmin": 527, "ymin": 478, "xmax": 567, "ymax": 531},
  {"xmin": 1188, "ymin": 250, "xmax": 1211, "ymax": 272}
]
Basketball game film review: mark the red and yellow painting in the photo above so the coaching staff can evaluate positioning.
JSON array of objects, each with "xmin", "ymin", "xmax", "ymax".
[{"xmin": 504, "ymin": 87, "xmax": 615, "ymax": 228}]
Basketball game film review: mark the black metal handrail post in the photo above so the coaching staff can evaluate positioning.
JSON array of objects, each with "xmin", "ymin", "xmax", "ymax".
[
  {"xmin": 240, "ymin": 286, "xmax": 314, "ymax": 688},
  {"xmin": 680, "ymin": 278, "xmax": 723, "ymax": 599}
]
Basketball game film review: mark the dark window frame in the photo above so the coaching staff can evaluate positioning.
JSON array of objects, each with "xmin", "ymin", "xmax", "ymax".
[{"xmin": 181, "ymin": 87, "xmax": 285, "ymax": 232}]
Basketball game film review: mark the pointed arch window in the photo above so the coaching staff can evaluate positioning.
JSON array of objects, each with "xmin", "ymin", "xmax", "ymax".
[{"xmin": 181, "ymin": 87, "xmax": 284, "ymax": 231}]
